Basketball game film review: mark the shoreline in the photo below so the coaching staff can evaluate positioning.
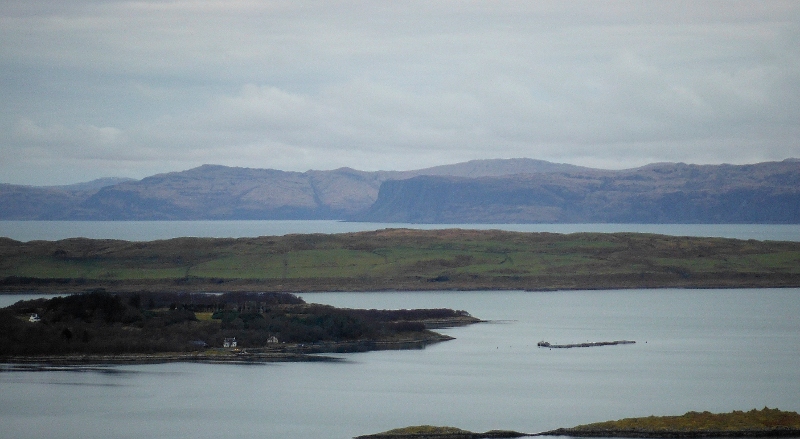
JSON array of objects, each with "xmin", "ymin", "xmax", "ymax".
[
  {"xmin": 353, "ymin": 428, "xmax": 800, "ymax": 439},
  {"xmin": 3, "ymin": 273, "xmax": 800, "ymax": 294},
  {"xmin": 0, "ymin": 331, "xmax": 459, "ymax": 366},
  {"xmin": 3, "ymin": 278, "xmax": 800, "ymax": 296},
  {"xmin": 536, "ymin": 428, "xmax": 800, "ymax": 438}
]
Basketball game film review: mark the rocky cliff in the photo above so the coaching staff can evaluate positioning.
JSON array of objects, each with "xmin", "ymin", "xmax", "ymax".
[{"xmin": 357, "ymin": 160, "xmax": 800, "ymax": 223}]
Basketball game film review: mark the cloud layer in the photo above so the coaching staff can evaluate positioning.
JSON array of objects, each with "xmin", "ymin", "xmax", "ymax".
[{"xmin": 2, "ymin": 1, "xmax": 799, "ymax": 184}]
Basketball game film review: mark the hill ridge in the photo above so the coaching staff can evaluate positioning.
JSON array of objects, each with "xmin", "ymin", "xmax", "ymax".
[{"xmin": 1, "ymin": 158, "xmax": 799, "ymax": 222}]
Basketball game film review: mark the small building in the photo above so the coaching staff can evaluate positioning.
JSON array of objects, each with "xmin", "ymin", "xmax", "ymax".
[
  {"xmin": 29, "ymin": 313, "xmax": 41, "ymax": 323},
  {"xmin": 223, "ymin": 337, "xmax": 237, "ymax": 348},
  {"xmin": 267, "ymin": 336, "xmax": 279, "ymax": 344}
]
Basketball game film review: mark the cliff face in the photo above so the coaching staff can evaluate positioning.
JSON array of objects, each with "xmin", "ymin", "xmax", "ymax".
[
  {"xmin": 79, "ymin": 166, "xmax": 352, "ymax": 220},
  {"xmin": 0, "ymin": 158, "xmax": 582, "ymax": 220},
  {"xmin": 357, "ymin": 160, "xmax": 800, "ymax": 224}
]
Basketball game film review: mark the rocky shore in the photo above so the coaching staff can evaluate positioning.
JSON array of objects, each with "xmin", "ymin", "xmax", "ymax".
[
  {"xmin": 0, "ymin": 351, "xmax": 338, "ymax": 365},
  {"xmin": 0, "ymin": 332, "xmax": 457, "ymax": 366}
]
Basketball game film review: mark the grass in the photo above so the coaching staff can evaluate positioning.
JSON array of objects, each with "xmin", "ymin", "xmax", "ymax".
[
  {"xmin": 194, "ymin": 312, "xmax": 215, "ymax": 321},
  {"xmin": 358, "ymin": 409, "xmax": 800, "ymax": 439},
  {"xmin": 377, "ymin": 426, "xmax": 472, "ymax": 435},
  {"xmin": 2, "ymin": 229, "xmax": 800, "ymax": 291},
  {"xmin": 570, "ymin": 408, "xmax": 800, "ymax": 432}
]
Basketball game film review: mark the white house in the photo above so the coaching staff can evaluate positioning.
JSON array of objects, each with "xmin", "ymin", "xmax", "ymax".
[
  {"xmin": 29, "ymin": 313, "xmax": 41, "ymax": 323},
  {"xmin": 223, "ymin": 337, "xmax": 237, "ymax": 348}
]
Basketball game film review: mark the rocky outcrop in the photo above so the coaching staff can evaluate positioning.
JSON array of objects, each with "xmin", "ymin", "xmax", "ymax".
[{"xmin": 537, "ymin": 340, "xmax": 635, "ymax": 349}]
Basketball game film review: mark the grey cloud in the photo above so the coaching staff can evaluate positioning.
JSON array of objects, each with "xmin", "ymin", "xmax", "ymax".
[
  {"xmin": 13, "ymin": 119, "xmax": 127, "ymax": 148},
  {"xmin": 1, "ymin": 1, "xmax": 799, "ymax": 184}
]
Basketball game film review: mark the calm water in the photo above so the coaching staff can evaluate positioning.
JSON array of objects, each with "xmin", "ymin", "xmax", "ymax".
[
  {"xmin": 2, "ymin": 289, "xmax": 799, "ymax": 439},
  {"xmin": 1, "ymin": 220, "xmax": 799, "ymax": 242}
]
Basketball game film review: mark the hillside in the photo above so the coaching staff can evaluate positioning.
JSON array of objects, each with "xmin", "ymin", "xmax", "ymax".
[
  {"xmin": 1, "ymin": 159, "xmax": 799, "ymax": 222},
  {"xmin": 359, "ymin": 160, "xmax": 800, "ymax": 223},
  {"xmin": 0, "ymin": 177, "xmax": 134, "ymax": 220},
  {"xmin": 542, "ymin": 408, "xmax": 800, "ymax": 437},
  {"xmin": 0, "ymin": 158, "xmax": 574, "ymax": 220},
  {"xmin": 356, "ymin": 408, "xmax": 800, "ymax": 439},
  {"xmin": 2, "ymin": 229, "xmax": 799, "ymax": 292}
]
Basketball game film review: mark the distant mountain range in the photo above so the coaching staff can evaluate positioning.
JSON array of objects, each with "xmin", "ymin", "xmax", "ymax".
[{"xmin": 2, "ymin": 158, "xmax": 799, "ymax": 223}]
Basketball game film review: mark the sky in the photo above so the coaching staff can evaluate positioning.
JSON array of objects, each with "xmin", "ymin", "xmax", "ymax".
[{"xmin": 2, "ymin": 1, "xmax": 799, "ymax": 186}]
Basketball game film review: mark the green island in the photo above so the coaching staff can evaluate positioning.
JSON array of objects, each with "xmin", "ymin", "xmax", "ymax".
[
  {"xmin": 358, "ymin": 409, "xmax": 800, "ymax": 439},
  {"xmin": 2, "ymin": 229, "xmax": 800, "ymax": 292},
  {"xmin": 0, "ymin": 291, "xmax": 479, "ymax": 364}
]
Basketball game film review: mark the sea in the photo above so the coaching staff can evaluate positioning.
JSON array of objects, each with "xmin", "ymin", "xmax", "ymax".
[
  {"xmin": 1, "ymin": 220, "xmax": 799, "ymax": 242},
  {"xmin": 1, "ymin": 221, "xmax": 799, "ymax": 439}
]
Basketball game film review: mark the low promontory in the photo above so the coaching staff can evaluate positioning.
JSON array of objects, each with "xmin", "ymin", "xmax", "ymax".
[
  {"xmin": 539, "ymin": 408, "xmax": 800, "ymax": 438},
  {"xmin": 0, "ymin": 291, "xmax": 479, "ymax": 364},
  {"xmin": 355, "ymin": 409, "xmax": 800, "ymax": 439}
]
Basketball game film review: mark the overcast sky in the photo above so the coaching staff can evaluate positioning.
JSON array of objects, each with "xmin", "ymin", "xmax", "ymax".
[{"xmin": 2, "ymin": 1, "xmax": 799, "ymax": 185}]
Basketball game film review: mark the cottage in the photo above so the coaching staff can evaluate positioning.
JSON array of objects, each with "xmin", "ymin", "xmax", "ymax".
[
  {"xmin": 223, "ymin": 337, "xmax": 237, "ymax": 348},
  {"xmin": 29, "ymin": 313, "xmax": 41, "ymax": 323},
  {"xmin": 267, "ymin": 336, "xmax": 279, "ymax": 344}
]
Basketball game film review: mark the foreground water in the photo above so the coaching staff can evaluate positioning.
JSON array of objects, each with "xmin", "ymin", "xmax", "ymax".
[
  {"xmin": 1, "ymin": 288, "xmax": 799, "ymax": 439},
  {"xmin": 2, "ymin": 220, "xmax": 800, "ymax": 242}
]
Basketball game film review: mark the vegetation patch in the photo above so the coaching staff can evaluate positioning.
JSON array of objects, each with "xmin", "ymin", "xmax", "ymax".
[
  {"xmin": 0, "ymin": 291, "xmax": 478, "ymax": 361},
  {"xmin": 3, "ymin": 230, "xmax": 800, "ymax": 292},
  {"xmin": 543, "ymin": 408, "xmax": 800, "ymax": 437},
  {"xmin": 364, "ymin": 409, "xmax": 800, "ymax": 439}
]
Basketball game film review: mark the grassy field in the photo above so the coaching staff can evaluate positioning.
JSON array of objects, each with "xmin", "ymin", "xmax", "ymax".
[{"xmin": 2, "ymin": 229, "xmax": 800, "ymax": 292}]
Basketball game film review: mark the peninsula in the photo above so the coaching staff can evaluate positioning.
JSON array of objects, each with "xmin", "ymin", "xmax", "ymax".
[
  {"xmin": 0, "ymin": 291, "xmax": 479, "ymax": 364},
  {"xmin": 2, "ymin": 229, "xmax": 800, "ymax": 293}
]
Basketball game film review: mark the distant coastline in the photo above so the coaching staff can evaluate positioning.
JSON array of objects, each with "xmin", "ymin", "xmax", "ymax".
[{"xmin": 3, "ymin": 159, "xmax": 800, "ymax": 224}]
